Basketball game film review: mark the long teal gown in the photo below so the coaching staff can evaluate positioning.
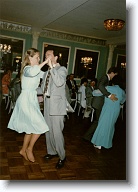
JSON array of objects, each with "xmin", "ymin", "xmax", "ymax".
[
  {"xmin": 91, "ymin": 85, "xmax": 126, "ymax": 149},
  {"xmin": 8, "ymin": 65, "xmax": 49, "ymax": 134}
]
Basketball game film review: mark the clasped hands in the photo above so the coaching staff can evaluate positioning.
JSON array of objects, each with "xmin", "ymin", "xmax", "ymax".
[{"xmin": 45, "ymin": 58, "xmax": 53, "ymax": 69}]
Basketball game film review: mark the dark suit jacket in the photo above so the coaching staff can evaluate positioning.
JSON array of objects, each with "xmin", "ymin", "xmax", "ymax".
[
  {"xmin": 66, "ymin": 79, "xmax": 78, "ymax": 91},
  {"xmin": 92, "ymin": 75, "xmax": 111, "ymax": 110},
  {"xmin": 98, "ymin": 75, "xmax": 110, "ymax": 97}
]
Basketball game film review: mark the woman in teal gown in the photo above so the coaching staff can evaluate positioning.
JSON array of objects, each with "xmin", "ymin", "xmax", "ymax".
[
  {"xmin": 8, "ymin": 48, "xmax": 49, "ymax": 162},
  {"xmin": 91, "ymin": 76, "xmax": 126, "ymax": 149}
]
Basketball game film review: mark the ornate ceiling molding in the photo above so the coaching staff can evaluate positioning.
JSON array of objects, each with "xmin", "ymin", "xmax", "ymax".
[
  {"xmin": 0, "ymin": 21, "xmax": 32, "ymax": 33},
  {"xmin": 0, "ymin": 20, "xmax": 106, "ymax": 46},
  {"xmin": 40, "ymin": 29, "xmax": 106, "ymax": 46}
]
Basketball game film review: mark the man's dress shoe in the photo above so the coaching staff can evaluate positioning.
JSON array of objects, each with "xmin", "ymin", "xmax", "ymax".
[
  {"xmin": 44, "ymin": 154, "xmax": 58, "ymax": 159},
  {"xmin": 56, "ymin": 157, "xmax": 66, "ymax": 169}
]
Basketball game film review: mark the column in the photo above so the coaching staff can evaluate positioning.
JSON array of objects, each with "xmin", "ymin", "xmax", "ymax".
[
  {"xmin": 32, "ymin": 31, "xmax": 40, "ymax": 49},
  {"xmin": 106, "ymin": 44, "xmax": 116, "ymax": 72}
]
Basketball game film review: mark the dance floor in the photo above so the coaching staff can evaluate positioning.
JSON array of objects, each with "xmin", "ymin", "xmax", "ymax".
[{"xmin": 0, "ymin": 100, "xmax": 126, "ymax": 180}]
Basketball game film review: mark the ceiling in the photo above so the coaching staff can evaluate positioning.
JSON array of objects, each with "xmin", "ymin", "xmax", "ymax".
[{"xmin": 0, "ymin": 0, "xmax": 126, "ymax": 44}]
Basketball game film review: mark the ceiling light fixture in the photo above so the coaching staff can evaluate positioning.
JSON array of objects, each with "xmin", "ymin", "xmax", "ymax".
[{"xmin": 104, "ymin": 19, "xmax": 125, "ymax": 31}]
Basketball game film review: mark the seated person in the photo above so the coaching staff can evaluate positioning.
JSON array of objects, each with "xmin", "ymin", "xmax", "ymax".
[
  {"xmin": 78, "ymin": 77, "xmax": 88, "ymax": 109},
  {"xmin": 84, "ymin": 78, "xmax": 97, "ymax": 118},
  {"xmin": 66, "ymin": 73, "xmax": 78, "ymax": 99},
  {"xmin": 65, "ymin": 84, "xmax": 71, "ymax": 104},
  {"xmin": 9, "ymin": 72, "xmax": 21, "ymax": 103},
  {"xmin": 85, "ymin": 78, "xmax": 97, "ymax": 110},
  {"xmin": 2, "ymin": 69, "xmax": 12, "ymax": 95}
]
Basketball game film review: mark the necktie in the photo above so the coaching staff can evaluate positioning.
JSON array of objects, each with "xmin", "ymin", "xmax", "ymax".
[{"xmin": 44, "ymin": 70, "xmax": 51, "ymax": 94}]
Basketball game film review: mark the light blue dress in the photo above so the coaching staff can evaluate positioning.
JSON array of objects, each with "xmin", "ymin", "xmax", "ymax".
[
  {"xmin": 91, "ymin": 85, "xmax": 126, "ymax": 148},
  {"xmin": 8, "ymin": 65, "xmax": 49, "ymax": 134}
]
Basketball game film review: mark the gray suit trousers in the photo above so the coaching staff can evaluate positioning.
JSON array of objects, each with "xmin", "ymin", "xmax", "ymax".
[{"xmin": 44, "ymin": 98, "xmax": 65, "ymax": 160}]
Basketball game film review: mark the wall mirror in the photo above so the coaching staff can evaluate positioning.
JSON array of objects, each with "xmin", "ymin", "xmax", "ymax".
[
  {"xmin": 0, "ymin": 36, "xmax": 24, "ymax": 72},
  {"xmin": 42, "ymin": 43, "xmax": 70, "ymax": 71},
  {"xmin": 73, "ymin": 48, "xmax": 99, "ymax": 80}
]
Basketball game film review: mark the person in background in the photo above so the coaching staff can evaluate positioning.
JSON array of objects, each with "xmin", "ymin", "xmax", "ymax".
[
  {"xmin": 9, "ymin": 71, "xmax": 21, "ymax": 103},
  {"xmin": 84, "ymin": 78, "xmax": 97, "ymax": 117},
  {"xmin": 2, "ymin": 68, "xmax": 12, "ymax": 95},
  {"xmin": 91, "ymin": 75, "xmax": 126, "ymax": 149},
  {"xmin": 41, "ymin": 49, "xmax": 67, "ymax": 169},
  {"xmin": 83, "ymin": 67, "xmax": 118, "ymax": 141},
  {"xmin": 65, "ymin": 83, "xmax": 71, "ymax": 104},
  {"xmin": 7, "ymin": 48, "xmax": 49, "ymax": 163},
  {"xmin": 66, "ymin": 73, "xmax": 78, "ymax": 99},
  {"xmin": 78, "ymin": 77, "xmax": 88, "ymax": 110}
]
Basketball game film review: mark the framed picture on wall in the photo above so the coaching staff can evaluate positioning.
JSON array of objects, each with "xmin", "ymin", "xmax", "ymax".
[
  {"xmin": 42, "ymin": 43, "xmax": 70, "ymax": 71},
  {"xmin": 73, "ymin": 48, "xmax": 99, "ymax": 80}
]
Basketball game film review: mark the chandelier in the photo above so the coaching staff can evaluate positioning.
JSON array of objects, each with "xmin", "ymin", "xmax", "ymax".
[
  {"xmin": 104, "ymin": 19, "xmax": 125, "ymax": 31},
  {"xmin": 0, "ymin": 44, "xmax": 11, "ymax": 54},
  {"xmin": 81, "ymin": 57, "xmax": 92, "ymax": 64}
]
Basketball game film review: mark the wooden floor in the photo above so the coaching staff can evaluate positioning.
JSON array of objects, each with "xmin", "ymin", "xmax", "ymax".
[{"xmin": 0, "ymin": 100, "xmax": 126, "ymax": 180}]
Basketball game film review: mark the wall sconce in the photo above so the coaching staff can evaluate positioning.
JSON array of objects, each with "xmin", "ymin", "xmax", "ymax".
[
  {"xmin": 59, "ymin": 53, "xmax": 62, "ymax": 59},
  {"xmin": 121, "ymin": 62, "xmax": 126, "ymax": 68}
]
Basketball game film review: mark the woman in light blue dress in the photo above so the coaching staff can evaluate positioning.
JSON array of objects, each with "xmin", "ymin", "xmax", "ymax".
[
  {"xmin": 8, "ymin": 48, "xmax": 49, "ymax": 162},
  {"xmin": 91, "ymin": 75, "xmax": 126, "ymax": 149}
]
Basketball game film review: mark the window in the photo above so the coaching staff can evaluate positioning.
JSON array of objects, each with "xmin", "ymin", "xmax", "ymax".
[
  {"xmin": 74, "ymin": 48, "xmax": 99, "ymax": 79},
  {"xmin": 42, "ymin": 43, "xmax": 70, "ymax": 71},
  {"xmin": 0, "ymin": 36, "xmax": 24, "ymax": 72}
]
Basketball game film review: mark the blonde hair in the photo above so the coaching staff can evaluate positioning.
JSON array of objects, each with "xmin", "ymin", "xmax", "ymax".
[{"xmin": 20, "ymin": 48, "xmax": 39, "ymax": 78}]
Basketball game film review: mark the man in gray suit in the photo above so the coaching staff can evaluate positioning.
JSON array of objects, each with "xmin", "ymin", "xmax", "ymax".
[{"xmin": 41, "ymin": 49, "xmax": 67, "ymax": 169}]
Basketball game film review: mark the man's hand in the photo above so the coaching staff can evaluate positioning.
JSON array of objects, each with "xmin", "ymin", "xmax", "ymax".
[
  {"xmin": 110, "ymin": 94, "xmax": 118, "ymax": 101},
  {"xmin": 47, "ymin": 59, "xmax": 53, "ymax": 69}
]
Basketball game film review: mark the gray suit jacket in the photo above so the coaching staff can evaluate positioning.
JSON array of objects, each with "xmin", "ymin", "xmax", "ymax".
[
  {"xmin": 41, "ymin": 64, "xmax": 67, "ymax": 115},
  {"xmin": 85, "ymin": 84, "xmax": 94, "ymax": 107}
]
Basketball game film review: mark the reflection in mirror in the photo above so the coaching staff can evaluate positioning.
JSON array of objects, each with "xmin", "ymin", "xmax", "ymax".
[
  {"xmin": 0, "ymin": 36, "xmax": 24, "ymax": 72},
  {"xmin": 74, "ymin": 49, "xmax": 99, "ymax": 79},
  {"xmin": 42, "ymin": 43, "xmax": 70, "ymax": 71}
]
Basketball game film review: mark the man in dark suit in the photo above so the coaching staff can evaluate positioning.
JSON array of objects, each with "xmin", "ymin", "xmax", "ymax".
[
  {"xmin": 66, "ymin": 73, "xmax": 78, "ymax": 99},
  {"xmin": 83, "ymin": 67, "xmax": 118, "ymax": 141}
]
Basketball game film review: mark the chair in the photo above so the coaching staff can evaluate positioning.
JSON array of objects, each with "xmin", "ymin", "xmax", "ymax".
[
  {"xmin": 5, "ymin": 94, "xmax": 10, "ymax": 109},
  {"xmin": 83, "ymin": 106, "xmax": 95, "ymax": 122},
  {"xmin": 71, "ymin": 91, "xmax": 78, "ymax": 111},
  {"xmin": 76, "ymin": 92, "xmax": 82, "ymax": 116},
  {"xmin": 91, "ymin": 108, "xmax": 95, "ymax": 122},
  {"xmin": 2, "ymin": 93, "xmax": 10, "ymax": 109},
  {"xmin": 7, "ymin": 87, "xmax": 16, "ymax": 114}
]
